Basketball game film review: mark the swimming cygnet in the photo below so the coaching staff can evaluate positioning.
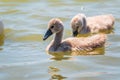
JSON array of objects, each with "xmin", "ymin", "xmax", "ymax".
[
  {"xmin": 71, "ymin": 13, "xmax": 115, "ymax": 36},
  {"xmin": 43, "ymin": 18, "xmax": 106, "ymax": 53}
]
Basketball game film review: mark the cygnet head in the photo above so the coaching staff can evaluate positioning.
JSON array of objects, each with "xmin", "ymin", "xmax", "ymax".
[
  {"xmin": 71, "ymin": 14, "xmax": 86, "ymax": 37},
  {"xmin": 43, "ymin": 18, "xmax": 64, "ymax": 40}
]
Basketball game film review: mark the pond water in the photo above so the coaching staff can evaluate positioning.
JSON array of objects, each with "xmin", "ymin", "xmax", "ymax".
[{"xmin": 0, "ymin": 0, "xmax": 120, "ymax": 80}]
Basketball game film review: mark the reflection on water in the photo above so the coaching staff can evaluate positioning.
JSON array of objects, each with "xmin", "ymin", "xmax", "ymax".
[
  {"xmin": 77, "ymin": 29, "xmax": 114, "ymax": 37},
  {"xmin": 48, "ymin": 66, "xmax": 67, "ymax": 80},
  {"xmin": 5, "ymin": 28, "xmax": 43, "ymax": 41},
  {"xmin": 50, "ymin": 74, "xmax": 67, "ymax": 80},
  {"xmin": 47, "ymin": 47, "xmax": 105, "ymax": 60},
  {"xmin": 0, "ymin": 20, "xmax": 4, "ymax": 46},
  {"xmin": 0, "ymin": 34, "xmax": 4, "ymax": 46},
  {"xmin": 51, "ymin": 56, "xmax": 73, "ymax": 61}
]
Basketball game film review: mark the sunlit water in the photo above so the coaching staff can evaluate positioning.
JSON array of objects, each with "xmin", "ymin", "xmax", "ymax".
[{"xmin": 0, "ymin": 0, "xmax": 120, "ymax": 80}]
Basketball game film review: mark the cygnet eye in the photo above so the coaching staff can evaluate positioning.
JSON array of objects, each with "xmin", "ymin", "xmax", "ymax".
[
  {"xmin": 76, "ymin": 26, "xmax": 79, "ymax": 29},
  {"xmin": 51, "ymin": 26, "xmax": 54, "ymax": 29}
]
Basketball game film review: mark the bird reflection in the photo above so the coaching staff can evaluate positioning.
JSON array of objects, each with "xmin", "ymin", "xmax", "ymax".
[
  {"xmin": 48, "ymin": 66, "xmax": 67, "ymax": 80},
  {"xmin": 51, "ymin": 56, "xmax": 73, "ymax": 61},
  {"xmin": 50, "ymin": 74, "xmax": 67, "ymax": 80},
  {"xmin": 0, "ymin": 33, "xmax": 4, "ymax": 46},
  {"xmin": 0, "ymin": 20, "xmax": 4, "ymax": 46},
  {"xmin": 47, "ymin": 47, "xmax": 105, "ymax": 60}
]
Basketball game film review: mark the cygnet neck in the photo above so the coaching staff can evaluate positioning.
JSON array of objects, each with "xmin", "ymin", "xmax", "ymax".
[
  {"xmin": 52, "ymin": 28, "xmax": 63, "ymax": 51},
  {"xmin": 80, "ymin": 17, "xmax": 90, "ymax": 34}
]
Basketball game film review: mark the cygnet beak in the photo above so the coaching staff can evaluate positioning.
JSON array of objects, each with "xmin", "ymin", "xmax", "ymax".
[
  {"xmin": 73, "ymin": 30, "xmax": 78, "ymax": 37},
  {"xmin": 43, "ymin": 29, "xmax": 53, "ymax": 40}
]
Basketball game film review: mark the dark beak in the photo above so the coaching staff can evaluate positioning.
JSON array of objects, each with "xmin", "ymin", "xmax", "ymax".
[
  {"xmin": 73, "ymin": 30, "xmax": 78, "ymax": 37},
  {"xmin": 43, "ymin": 29, "xmax": 53, "ymax": 40}
]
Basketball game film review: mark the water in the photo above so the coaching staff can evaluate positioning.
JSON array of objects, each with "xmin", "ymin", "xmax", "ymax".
[{"xmin": 0, "ymin": 0, "xmax": 120, "ymax": 80}]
